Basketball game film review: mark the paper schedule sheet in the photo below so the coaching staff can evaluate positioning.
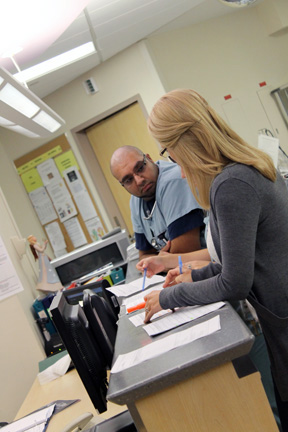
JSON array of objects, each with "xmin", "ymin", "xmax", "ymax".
[
  {"xmin": 106, "ymin": 275, "xmax": 165, "ymax": 297},
  {"xmin": 111, "ymin": 315, "xmax": 221, "ymax": 374},
  {"xmin": 122, "ymin": 283, "xmax": 164, "ymax": 308},
  {"xmin": 130, "ymin": 302, "xmax": 225, "ymax": 336}
]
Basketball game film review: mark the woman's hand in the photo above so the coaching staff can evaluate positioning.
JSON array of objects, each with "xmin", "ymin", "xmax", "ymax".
[
  {"xmin": 184, "ymin": 260, "xmax": 210, "ymax": 270},
  {"xmin": 136, "ymin": 256, "xmax": 166, "ymax": 278},
  {"xmin": 163, "ymin": 260, "xmax": 210, "ymax": 287},
  {"xmin": 143, "ymin": 290, "xmax": 162, "ymax": 323},
  {"xmin": 163, "ymin": 268, "xmax": 192, "ymax": 288}
]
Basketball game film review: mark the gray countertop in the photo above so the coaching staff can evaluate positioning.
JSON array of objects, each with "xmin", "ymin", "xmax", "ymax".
[{"xmin": 107, "ymin": 301, "xmax": 255, "ymax": 405}]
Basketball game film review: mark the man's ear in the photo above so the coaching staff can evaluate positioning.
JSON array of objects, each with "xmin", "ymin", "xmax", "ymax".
[{"xmin": 146, "ymin": 153, "xmax": 154, "ymax": 162}]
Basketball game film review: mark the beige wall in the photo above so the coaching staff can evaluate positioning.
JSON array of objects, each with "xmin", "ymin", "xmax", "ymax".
[
  {"xmin": 147, "ymin": 2, "xmax": 288, "ymax": 151},
  {"xmin": 0, "ymin": 188, "xmax": 44, "ymax": 422}
]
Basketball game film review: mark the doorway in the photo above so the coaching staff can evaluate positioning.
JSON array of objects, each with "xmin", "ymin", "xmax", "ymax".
[{"xmin": 73, "ymin": 97, "xmax": 161, "ymax": 237}]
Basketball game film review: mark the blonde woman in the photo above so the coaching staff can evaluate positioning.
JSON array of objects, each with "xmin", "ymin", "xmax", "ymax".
[{"xmin": 142, "ymin": 89, "xmax": 288, "ymax": 430}]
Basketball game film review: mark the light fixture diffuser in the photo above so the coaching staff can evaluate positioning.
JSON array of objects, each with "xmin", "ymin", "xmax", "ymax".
[
  {"xmin": 13, "ymin": 42, "xmax": 96, "ymax": 84},
  {"xmin": 0, "ymin": 66, "xmax": 65, "ymax": 138}
]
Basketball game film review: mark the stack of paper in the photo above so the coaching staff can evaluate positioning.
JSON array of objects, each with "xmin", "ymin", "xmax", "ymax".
[
  {"xmin": 106, "ymin": 275, "xmax": 165, "ymax": 297},
  {"xmin": 1, "ymin": 404, "xmax": 56, "ymax": 432}
]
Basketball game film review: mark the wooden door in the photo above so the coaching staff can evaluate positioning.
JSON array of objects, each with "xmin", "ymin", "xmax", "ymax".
[{"xmin": 85, "ymin": 102, "xmax": 160, "ymax": 236}]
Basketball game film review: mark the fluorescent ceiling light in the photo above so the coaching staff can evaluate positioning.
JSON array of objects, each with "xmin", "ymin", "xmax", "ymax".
[
  {"xmin": 0, "ymin": 66, "xmax": 65, "ymax": 138},
  {"xmin": 33, "ymin": 110, "xmax": 62, "ymax": 133},
  {"xmin": 14, "ymin": 42, "xmax": 96, "ymax": 83},
  {"xmin": 0, "ymin": 83, "xmax": 40, "ymax": 117}
]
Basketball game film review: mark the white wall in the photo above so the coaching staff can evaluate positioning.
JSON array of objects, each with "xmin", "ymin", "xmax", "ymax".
[{"xmin": 146, "ymin": 2, "xmax": 288, "ymax": 151}]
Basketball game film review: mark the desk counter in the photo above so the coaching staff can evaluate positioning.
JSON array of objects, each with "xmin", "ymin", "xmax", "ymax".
[
  {"xmin": 15, "ymin": 369, "xmax": 127, "ymax": 432},
  {"xmin": 107, "ymin": 302, "xmax": 278, "ymax": 432},
  {"xmin": 108, "ymin": 302, "xmax": 253, "ymax": 404}
]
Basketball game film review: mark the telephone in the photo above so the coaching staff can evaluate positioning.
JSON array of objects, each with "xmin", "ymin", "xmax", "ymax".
[{"xmin": 60, "ymin": 412, "xmax": 94, "ymax": 432}]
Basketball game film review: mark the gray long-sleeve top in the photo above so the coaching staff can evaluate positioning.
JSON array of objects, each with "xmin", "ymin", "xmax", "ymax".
[{"xmin": 159, "ymin": 163, "xmax": 288, "ymax": 400}]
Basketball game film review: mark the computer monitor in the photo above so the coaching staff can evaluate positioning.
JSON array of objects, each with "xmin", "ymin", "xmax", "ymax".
[
  {"xmin": 63, "ymin": 279, "xmax": 120, "ymax": 319},
  {"xmin": 82, "ymin": 289, "xmax": 117, "ymax": 369},
  {"xmin": 50, "ymin": 291, "xmax": 108, "ymax": 413}
]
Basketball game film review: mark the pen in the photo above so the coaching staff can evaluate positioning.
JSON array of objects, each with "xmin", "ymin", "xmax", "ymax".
[
  {"xmin": 127, "ymin": 301, "xmax": 146, "ymax": 314},
  {"xmin": 178, "ymin": 255, "xmax": 183, "ymax": 274},
  {"xmin": 142, "ymin": 268, "xmax": 147, "ymax": 291}
]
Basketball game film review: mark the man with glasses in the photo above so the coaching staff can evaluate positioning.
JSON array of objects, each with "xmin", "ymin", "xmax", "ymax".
[{"xmin": 110, "ymin": 145, "xmax": 205, "ymax": 259}]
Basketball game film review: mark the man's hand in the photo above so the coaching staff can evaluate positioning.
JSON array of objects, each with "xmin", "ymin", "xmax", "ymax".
[{"xmin": 158, "ymin": 240, "xmax": 171, "ymax": 255}]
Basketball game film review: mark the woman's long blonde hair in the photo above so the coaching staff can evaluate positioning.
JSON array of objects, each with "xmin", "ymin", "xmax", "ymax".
[{"xmin": 148, "ymin": 89, "xmax": 276, "ymax": 209}]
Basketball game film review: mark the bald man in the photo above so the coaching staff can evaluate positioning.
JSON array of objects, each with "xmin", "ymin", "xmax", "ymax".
[{"xmin": 110, "ymin": 146, "xmax": 205, "ymax": 259}]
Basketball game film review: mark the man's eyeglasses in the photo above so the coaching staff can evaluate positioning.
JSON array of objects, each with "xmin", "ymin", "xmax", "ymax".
[
  {"xmin": 120, "ymin": 154, "xmax": 147, "ymax": 187},
  {"xmin": 159, "ymin": 147, "xmax": 177, "ymax": 164}
]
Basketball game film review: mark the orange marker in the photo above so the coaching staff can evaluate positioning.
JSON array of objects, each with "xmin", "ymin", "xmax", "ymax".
[{"xmin": 127, "ymin": 301, "xmax": 146, "ymax": 314}]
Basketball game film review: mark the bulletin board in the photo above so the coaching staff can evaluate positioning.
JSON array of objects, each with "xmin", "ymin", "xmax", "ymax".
[{"xmin": 14, "ymin": 135, "xmax": 107, "ymax": 255}]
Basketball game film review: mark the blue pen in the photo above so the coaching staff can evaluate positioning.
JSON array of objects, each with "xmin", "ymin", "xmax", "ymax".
[
  {"xmin": 142, "ymin": 268, "xmax": 147, "ymax": 291},
  {"xmin": 178, "ymin": 255, "xmax": 183, "ymax": 274}
]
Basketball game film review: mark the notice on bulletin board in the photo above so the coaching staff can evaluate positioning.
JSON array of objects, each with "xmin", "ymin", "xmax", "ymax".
[
  {"xmin": 85, "ymin": 217, "xmax": 105, "ymax": 241},
  {"xmin": 54, "ymin": 150, "xmax": 79, "ymax": 175},
  {"xmin": 37, "ymin": 158, "xmax": 62, "ymax": 186},
  {"xmin": 29, "ymin": 187, "xmax": 57, "ymax": 225},
  {"xmin": 63, "ymin": 166, "xmax": 97, "ymax": 221},
  {"xmin": 46, "ymin": 180, "xmax": 77, "ymax": 222},
  {"xmin": 45, "ymin": 221, "xmax": 67, "ymax": 253},
  {"xmin": 63, "ymin": 217, "xmax": 87, "ymax": 248},
  {"xmin": 21, "ymin": 168, "xmax": 43, "ymax": 193},
  {"xmin": 0, "ymin": 236, "xmax": 24, "ymax": 301}
]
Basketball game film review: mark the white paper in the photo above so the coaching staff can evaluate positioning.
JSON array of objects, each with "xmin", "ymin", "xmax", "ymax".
[
  {"xmin": 1, "ymin": 403, "xmax": 55, "ymax": 432},
  {"xmin": 129, "ymin": 308, "xmax": 171, "ymax": 324},
  {"xmin": 258, "ymin": 134, "xmax": 279, "ymax": 168},
  {"xmin": 123, "ymin": 284, "xmax": 164, "ymax": 308},
  {"xmin": 37, "ymin": 354, "xmax": 71, "ymax": 385},
  {"xmin": 137, "ymin": 302, "xmax": 225, "ymax": 336},
  {"xmin": 63, "ymin": 217, "xmax": 87, "ymax": 248},
  {"xmin": 45, "ymin": 221, "xmax": 66, "ymax": 252},
  {"xmin": 37, "ymin": 159, "xmax": 62, "ymax": 187},
  {"xmin": 111, "ymin": 315, "xmax": 221, "ymax": 374},
  {"xmin": 0, "ymin": 236, "xmax": 24, "ymax": 301},
  {"xmin": 46, "ymin": 180, "xmax": 77, "ymax": 222},
  {"xmin": 63, "ymin": 166, "xmax": 97, "ymax": 221},
  {"xmin": 29, "ymin": 187, "xmax": 57, "ymax": 225},
  {"xmin": 85, "ymin": 217, "xmax": 105, "ymax": 241},
  {"xmin": 106, "ymin": 275, "xmax": 165, "ymax": 297}
]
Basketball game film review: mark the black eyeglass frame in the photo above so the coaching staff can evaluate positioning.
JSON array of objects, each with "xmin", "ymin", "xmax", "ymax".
[
  {"xmin": 120, "ymin": 154, "xmax": 147, "ymax": 187},
  {"xmin": 159, "ymin": 147, "xmax": 177, "ymax": 164}
]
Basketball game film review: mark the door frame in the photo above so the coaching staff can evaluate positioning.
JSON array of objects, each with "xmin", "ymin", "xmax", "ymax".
[{"xmin": 71, "ymin": 94, "xmax": 152, "ymax": 234}]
